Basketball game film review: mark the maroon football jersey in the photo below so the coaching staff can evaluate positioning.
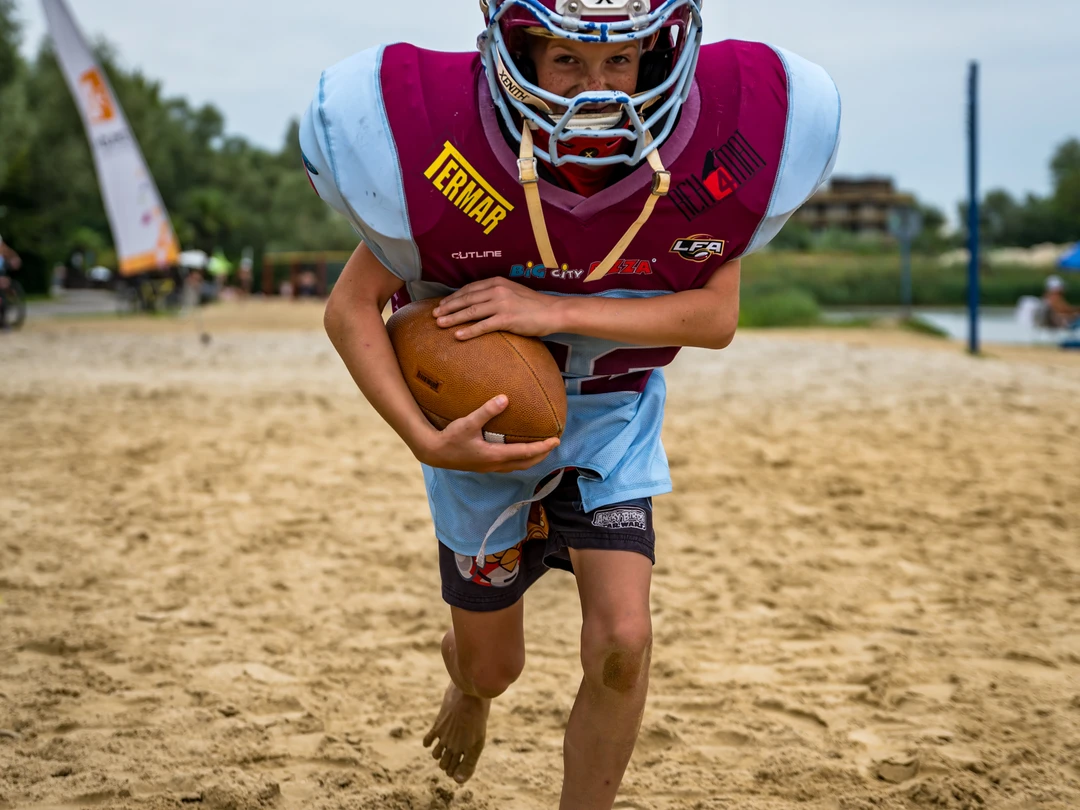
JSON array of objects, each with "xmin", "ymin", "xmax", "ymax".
[{"xmin": 301, "ymin": 40, "xmax": 839, "ymax": 392}]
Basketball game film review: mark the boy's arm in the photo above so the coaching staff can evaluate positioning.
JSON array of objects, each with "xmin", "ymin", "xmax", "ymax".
[
  {"xmin": 553, "ymin": 258, "xmax": 740, "ymax": 349},
  {"xmin": 302, "ymin": 52, "xmax": 558, "ymax": 473},
  {"xmin": 432, "ymin": 258, "xmax": 740, "ymax": 350}
]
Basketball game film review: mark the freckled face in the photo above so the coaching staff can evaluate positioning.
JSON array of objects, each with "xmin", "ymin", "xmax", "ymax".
[{"xmin": 527, "ymin": 37, "xmax": 643, "ymax": 113}]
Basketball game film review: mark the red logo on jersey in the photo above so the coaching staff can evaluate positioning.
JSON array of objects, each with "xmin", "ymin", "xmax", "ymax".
[
  {"xmin": 702, "ymin": 162, "xmax": 738, "ymax": 202},
  {"xmin": 588, "ymin": 259, "xmax": 652, "ymax": 276},
  {"xmin": 671, "ymin": 131, "xmax": 766, "ymax": 221}
]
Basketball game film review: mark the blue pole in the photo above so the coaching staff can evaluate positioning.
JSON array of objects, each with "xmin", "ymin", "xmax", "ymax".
[
  {"xmin": 967, "ymin": 62, "xmax": 980, "ymax": 355},
  {"xmin": 900, "ymin": 230, "xmax": 913, "ymax": 319}
]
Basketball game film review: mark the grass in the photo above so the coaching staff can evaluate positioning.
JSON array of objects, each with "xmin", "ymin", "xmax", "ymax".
[
  {"xmin": 49, "ymin": 311, "xmax": 125, "ymax": 321},
  {"xmin": 735, "ymin": 250, "xmax": 1039, "ymax": 332},
  {"xmin": 900, "ymin": 316, "xmax": 950, "ymax": 338},
  {"xmin": 822, "ymin": 316, "xmax": 878, "ymax": 329},
  {"xmin": 742, "ymin": 251, "xmax": 1047, "ymax": 308},
  {"xmin": 739, "ymin": 287, "xmax": 822, "ymax": 328}
]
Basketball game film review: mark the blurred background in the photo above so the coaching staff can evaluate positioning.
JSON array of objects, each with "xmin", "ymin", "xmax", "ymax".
[{"xmin": 1, "ymin": 0, "xmax": 1079, "ymax": 341}]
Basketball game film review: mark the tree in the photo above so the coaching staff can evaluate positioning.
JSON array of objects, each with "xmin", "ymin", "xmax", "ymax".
[
  {"xmin": 1050, "ymin": 139, "xmax": 1080, "ymax": 239},
  {"xmin": 961, "ymin": 138, "xmax": 1080, "ymax": 248},
  {"xmin": 1050, "ymin": 138, "xmax": 1080, "ymax": 188},
  {"xmin": 0, "ymin": 0, "xmax": 20, "ymax": 91},
  {"xmin": 0, "ymin": 0, "xmax": 29, "ymax": 212},
  {"xmin": 979, "ymin": 189, "xmax": 1019, "ymax": 246},
  {"xmin": 914, "ymin": 203, "xmax": 952, "ymax": 253},
  {"xmin": 0, "ymin": 10, "xmax": 356, "ymax": 294}
]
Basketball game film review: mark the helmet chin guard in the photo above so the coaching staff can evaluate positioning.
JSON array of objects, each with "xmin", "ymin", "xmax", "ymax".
[
  {"xmin": 478, "ymin": 0, "xmax": 698, "ymax": 283},
  {"xmin": 478, "ymin": 0, "xmax": 704, "ymax": 169}
]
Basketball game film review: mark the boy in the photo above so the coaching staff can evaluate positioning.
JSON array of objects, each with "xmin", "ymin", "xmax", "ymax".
[{"xmin": 302, "ymin": 1, "xmax": 840, "ymax": 806}]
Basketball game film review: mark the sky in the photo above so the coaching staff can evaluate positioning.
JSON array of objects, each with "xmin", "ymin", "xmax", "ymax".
[{"xmin": 15, "ymin": 0, "xmax": 1080, "ymax": 222}]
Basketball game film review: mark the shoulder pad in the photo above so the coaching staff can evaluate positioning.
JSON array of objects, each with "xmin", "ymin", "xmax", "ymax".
[
  {"xmin": 299, "ymin": 45, "xmax": 421, "ymax": 281},
  {"xmin": 746, "ymin": 46, "xmax": 841, "ymax": 255}
]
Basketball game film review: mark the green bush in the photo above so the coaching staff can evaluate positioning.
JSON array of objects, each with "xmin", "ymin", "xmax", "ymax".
[
  {"xmin": 741, "ymin": 251, "xmax": 1047, "ymax": 307},
  {"xmin": 770, "ymin": 220, "xmax": 814, "ymax": 251},
  {"xmin": 739, "ymin": 286, "xmax": 822, "ymax": 328},
  {"xmin": 812, "ymin": 228, "xmax": 895, "ymax": 256}
]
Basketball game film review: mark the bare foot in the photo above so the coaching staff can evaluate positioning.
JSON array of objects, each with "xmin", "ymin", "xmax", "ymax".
[{"xmin": 422, "ymin": 682, "xmax": 490, "ymax": 784}]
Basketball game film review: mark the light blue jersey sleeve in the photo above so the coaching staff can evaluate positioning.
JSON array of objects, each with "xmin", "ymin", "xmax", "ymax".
[
  {"xmin": 745, "ymin": 46, "xmax": 842, "ymax": 255},
  {"xmin": 298, "ymin": 45, "xmax": 422, "ymax": 282}
]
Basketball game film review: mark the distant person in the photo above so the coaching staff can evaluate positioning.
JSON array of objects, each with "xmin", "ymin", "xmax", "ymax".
[
  {"xmin": 237, "ymin": 257, "xmax": 254, "ymax": 297},
  {"xmin": 51, "ymin": 264, "xmax": 67, "ymax": 296},
  {"xmin": 0, "ymin": 234, "xmax": 23, "ymax": 331},
  {"xmin": 1043, "ymin": 276, "xmax": 1080, "ymax": 329},
  {"xmin": 296, "ymin": 269, "xmax": 319, "ymax": 298},
  {"xmin": 184, "ymin": 268, "xmax": 205, "ymax": 307},
  {"xmin": 67, "ymin": 249, "xmax": 86, "ymax": 287}
]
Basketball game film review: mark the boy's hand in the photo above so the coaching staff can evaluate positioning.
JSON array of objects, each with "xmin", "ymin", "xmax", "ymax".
[
  {"xmin": 433, "ymin": 279, "xmax": 563, "ymax": 340},
  {"xmin": 414, "ymin": 394, "xmax": 560, "ymax": 473}
]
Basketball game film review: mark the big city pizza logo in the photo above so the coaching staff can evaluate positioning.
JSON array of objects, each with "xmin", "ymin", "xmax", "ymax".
[
  {"xmin": 510, "ymin": 259, "xmax": 652, "ymax": 280},
  {"xmin": 670, "ymin": 130, "xmax": 766, "ymax": 221},
  {"xmin": 670, "ymin": 236, "xmax": 726, "ymax": 263}
]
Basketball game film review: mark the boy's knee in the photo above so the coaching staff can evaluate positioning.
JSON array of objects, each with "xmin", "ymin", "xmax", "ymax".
[
  {"xmin": 581, "ymin": 615, "xmax": 652, "ymax": 694},
  {"xmin": 458, "ymin": 645, "xmax": 525, "ymax": 699}
]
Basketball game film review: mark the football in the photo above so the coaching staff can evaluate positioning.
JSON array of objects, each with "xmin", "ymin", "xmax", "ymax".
[{"xmin": 386, "ymin": 298, "xmax": 567, "ymax": 443}]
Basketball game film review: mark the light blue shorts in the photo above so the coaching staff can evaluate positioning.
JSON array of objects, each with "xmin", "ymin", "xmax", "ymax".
[{"xmin": 421, "ymin": 370, "xmax": 672, "ymax": 558}]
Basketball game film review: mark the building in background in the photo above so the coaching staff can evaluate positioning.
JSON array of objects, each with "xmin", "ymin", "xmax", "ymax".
[{"xmin": 796, "ymin": 177, "xmax": 916, "ymax": 237}]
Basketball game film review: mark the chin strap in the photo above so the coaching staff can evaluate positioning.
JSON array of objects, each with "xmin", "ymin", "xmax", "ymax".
[
  {"xmin": 517, "ymin": 123, "xmax": 671, "ymax": 283},
  {"xmin": 518, "ymin": 125, "xmax": 559, "ymax": 270}
]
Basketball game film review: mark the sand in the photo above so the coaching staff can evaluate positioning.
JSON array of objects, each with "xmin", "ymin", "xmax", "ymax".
[{"xmin": 1, "ymin": 301, "xmax": 1078, "ymax": 810}]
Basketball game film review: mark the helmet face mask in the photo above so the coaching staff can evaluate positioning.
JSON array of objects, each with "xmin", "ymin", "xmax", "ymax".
[{"xmin": 479, "ymin": 0, "xmax": 704, "ymax": 168}]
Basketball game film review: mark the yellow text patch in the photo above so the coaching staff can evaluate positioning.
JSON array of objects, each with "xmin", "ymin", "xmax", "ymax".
[{"xmin": 424, "ymin": 142, "xmax": 514, "ymax": 235}]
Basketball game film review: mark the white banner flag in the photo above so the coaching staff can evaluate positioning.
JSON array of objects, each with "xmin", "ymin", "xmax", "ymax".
[{"xmin": 42, "ymin": 0, "xmax": 180, "ymax": 276}]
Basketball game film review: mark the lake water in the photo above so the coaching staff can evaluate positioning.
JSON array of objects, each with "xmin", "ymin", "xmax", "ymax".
[{"xmin": 825, "ymin": 307, "xmax": 1078, "ymax": 346}]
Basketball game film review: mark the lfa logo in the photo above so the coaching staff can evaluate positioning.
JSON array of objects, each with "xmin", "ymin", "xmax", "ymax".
[{"xmin": 670, "ymin": 236, "xmax": 726, "ymax": 263}]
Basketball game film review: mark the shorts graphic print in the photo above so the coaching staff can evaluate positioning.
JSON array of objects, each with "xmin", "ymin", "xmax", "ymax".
[
  {"xmin": 454, "ymin": 502, "xmax": 549, "ymax": 588},
  {"xmin": 455, "ymin": 543, "xmax": 523, "ymax": 588},
  {"xmin": 591, "ymin": 506, "xmax": 648, "ymax": 531},
  {"xmin": 439, "ymin": 471, "xmax": 655, "ymax": 612}
]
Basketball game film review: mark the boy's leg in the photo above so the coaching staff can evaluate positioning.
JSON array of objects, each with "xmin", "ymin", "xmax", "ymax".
[
  {"xmin": 424, "ymin": 601, "xmax": 526, "ymax": 783},
  {"xmin": 560, "ymin": 548, "xmax": 653, "ymax": 810},
  {"xmin": 425, "ymin": 526, "xmax": 553, "ymax": 784}
]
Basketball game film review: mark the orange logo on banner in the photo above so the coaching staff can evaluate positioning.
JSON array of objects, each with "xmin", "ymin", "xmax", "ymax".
[
  {"xmin": 79, "ymin": 68, "xmax": 115, "ymax": 124},
  {"xmin": 155, "ymin": 220, "xmax": 178, "ymax": 268}
]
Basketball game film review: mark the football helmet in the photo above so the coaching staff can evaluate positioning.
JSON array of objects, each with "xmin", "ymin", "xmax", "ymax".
[{"xmin": 478, "ymin": 0, "xmax": 704, "ymax": 167}]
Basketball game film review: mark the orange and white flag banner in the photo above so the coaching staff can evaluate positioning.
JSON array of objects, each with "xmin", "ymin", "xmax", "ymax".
[{"xmin": 42, "ymin": 0, "xmax": 180, "ymax": 276}]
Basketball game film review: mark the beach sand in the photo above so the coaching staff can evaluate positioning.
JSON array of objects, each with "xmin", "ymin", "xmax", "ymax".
[{"xmin": 2, "ymin": 301, "xmax": 1078, "ymax": 809}]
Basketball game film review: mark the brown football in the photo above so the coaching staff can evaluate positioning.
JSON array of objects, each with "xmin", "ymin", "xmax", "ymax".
[{"xmin": 386, "ymin": 298, "xmax": 567, "ymax": 443}]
